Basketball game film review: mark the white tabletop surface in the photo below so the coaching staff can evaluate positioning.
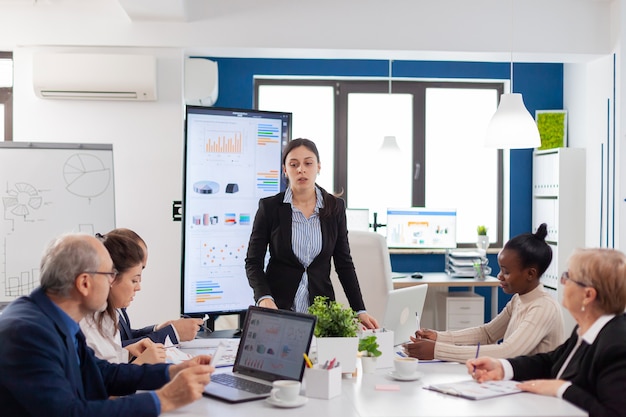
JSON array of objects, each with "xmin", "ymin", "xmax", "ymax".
[{"xmin": 164, "ymin": 361, "xmax": 587, "ymax": 417}]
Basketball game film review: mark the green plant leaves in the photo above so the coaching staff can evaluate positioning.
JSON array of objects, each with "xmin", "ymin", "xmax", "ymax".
[{"xmin": 308, "ymin": 295, "xmax": 358, "ymax": 338}]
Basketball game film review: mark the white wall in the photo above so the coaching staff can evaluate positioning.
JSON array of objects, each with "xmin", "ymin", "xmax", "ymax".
[{"xmin": 13, "ymin": 46, "xmax": 185, "ymax": 326}]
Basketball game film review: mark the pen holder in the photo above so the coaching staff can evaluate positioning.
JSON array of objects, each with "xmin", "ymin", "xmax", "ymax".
[{"xmin": 304, "ymin": 364, "xmax": 342, "ymax": 399}]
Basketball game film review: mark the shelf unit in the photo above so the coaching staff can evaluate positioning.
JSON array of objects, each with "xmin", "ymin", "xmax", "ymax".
[{"xmin": 532, "ymin": 147, "xmax": 585, "ymax": 334}]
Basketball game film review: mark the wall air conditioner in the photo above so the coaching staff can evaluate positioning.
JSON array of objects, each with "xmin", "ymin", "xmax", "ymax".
[{"xmin": 33, "ymin": 53, "xmax": 157, "ymax": 101}]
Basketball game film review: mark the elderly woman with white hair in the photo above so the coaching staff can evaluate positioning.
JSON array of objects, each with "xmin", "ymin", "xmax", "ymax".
[{"xmin": 468, "ymin": 248, "xmax": 626, "ymax": 417}]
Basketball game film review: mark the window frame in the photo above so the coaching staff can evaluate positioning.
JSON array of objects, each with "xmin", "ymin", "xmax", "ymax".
[
  {"xmin": 0, "ymin": 51, "xmax": 13, "ymax": 142},
  {"xmin": 254, "ymin": 78, "xmax": 505, "ymax": 248}
]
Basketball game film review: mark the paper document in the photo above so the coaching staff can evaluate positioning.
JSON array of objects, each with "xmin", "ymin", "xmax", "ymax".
[{"xmin": 424, "ymin": 379, "xmax": 522, "ymax": 400}]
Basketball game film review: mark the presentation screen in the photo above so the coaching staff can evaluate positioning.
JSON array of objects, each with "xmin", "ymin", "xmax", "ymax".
[
  {"xmin": 386, "ymin": 208, "xmax": 457, "ymax": 249},
  {"xmin": 181, "ymin": 106, "xmax": 291, "ymax": 318}
]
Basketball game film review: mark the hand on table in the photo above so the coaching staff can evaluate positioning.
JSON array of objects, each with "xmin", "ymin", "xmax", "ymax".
[
  {"xmin": 466, "ymin": 356, "xmax": 504, "ymax": 382},
  {"xmin": 157, "ymin": 355, "xmax": 214, "ymax": 413},
  {"xmin": 358, "ymin": 312, "xmax": 379, "ymax": 329},
  {"xmin": 404, "ymin": 337, "xmax": 435, "ymax": 360},
  {"xmin": 517, "ymin": 379, "xmax": 567, "ymax": 397}
]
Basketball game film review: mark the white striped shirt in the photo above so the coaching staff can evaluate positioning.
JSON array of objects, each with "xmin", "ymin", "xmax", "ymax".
[{"xmin": 284, "ymin": 187, "xmax": 323, "ymax": 312}]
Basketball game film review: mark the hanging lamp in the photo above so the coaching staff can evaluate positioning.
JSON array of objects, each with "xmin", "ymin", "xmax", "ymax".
[
  {"xmin": 379, "ymin": 60, "xmax": 402, "ymax": 154},
  {"xmin": 485, "ymin": 0, "xmax": 540, "ymax": 149}
]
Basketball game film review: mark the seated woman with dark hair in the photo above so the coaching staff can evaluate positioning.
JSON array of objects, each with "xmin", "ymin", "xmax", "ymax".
[
  {"xmin": 405, "ymin": 223, "xmax": 564, "ymax": 362},
  {"xmin": 469, "ymin": 247, "xmax": 626, "ymax": 417}
]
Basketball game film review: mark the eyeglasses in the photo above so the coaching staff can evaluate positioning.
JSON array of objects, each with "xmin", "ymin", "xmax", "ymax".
[
  {"xmin": 85, "ymin": 270, "xmax": 119, "ymax": 280},
  {"xmin": 560, "ymin": 271, "xmax": 588, "ymax": 288}
]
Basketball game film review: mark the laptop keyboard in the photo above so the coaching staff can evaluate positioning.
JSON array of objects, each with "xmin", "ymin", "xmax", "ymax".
[{"xmin": 212, "ymin": 373, "xmax": 272, "ymax": 395}]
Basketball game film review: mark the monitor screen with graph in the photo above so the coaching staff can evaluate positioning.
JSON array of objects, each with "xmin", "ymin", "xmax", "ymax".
[
  {"xmin": 385, "ymin": 208, "xmax": 457, "ymax": 249},
  {"xmin": 181, "ymin": 106, "xmax": 292, "ymax": 324}
]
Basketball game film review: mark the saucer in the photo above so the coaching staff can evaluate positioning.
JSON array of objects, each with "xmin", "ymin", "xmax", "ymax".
[
  {"xmin": 265, "ymin": 395, "xmax": 308, "ymax": 408},
  {"xmin": 387, "ymin": 370, "xmax": 423, "ymax": 381}
]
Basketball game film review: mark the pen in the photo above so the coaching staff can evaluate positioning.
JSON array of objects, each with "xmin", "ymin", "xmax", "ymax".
[
  {"xmin": 303, "ymin": 352, "xmax": 313, "ymax": 368},
  {"xmin": 472, "ymin": 342, "xmax": 481, "ymax": 373},
  {"xmin": 327, "ymin": 358, "xmax": 336, "ymax": 370},
  {"xmin": 415, "ymin": 313, "xmax": 421, "ymax": 331}
]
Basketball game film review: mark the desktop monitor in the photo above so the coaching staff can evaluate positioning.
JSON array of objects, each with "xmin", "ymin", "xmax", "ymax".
[
  {"xmin": 345, "ymin": 208, "xmax": 370, "ymax": 231},
  {"xmin": 385, "ymin": 208, "xmax": 457, "ymax": 249},
  {"xmin": 181, "ymin": 106, "xmax": 292, "ymax": 333}
]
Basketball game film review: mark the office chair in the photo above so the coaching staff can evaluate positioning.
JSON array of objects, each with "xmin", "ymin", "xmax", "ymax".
[{"xmin": 330, "ymin": 230, "xmax": 393, "ymax": 322}]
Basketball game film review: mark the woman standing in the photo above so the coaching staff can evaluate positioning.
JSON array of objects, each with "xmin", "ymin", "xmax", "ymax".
[
  {"xmin": 245, "ymin": 138, "xmax": 378, "ymax": 329},
  {"xmin": 469, "ymin": 248, "xmax": 626, "ymax": 417}
]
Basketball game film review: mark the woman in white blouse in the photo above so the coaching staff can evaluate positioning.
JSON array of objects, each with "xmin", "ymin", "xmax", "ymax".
[{"xmin": 80, "ymin": 232, "xmax": 166, "ymax": 364}]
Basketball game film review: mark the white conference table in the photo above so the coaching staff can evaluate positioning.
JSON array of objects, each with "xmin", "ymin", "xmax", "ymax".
[
  {"xmin": 164, "ymin": 361, "xmax": 587, "ymax": 417},
  {"xmin": 392, "ymin": 272, "xmax": 501, "ymax": 321}
]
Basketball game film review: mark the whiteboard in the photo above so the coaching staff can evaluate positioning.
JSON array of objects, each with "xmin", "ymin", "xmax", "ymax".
[{"xmin": 0, "ymin": 142, "xmax": 115, "ymax": 302}]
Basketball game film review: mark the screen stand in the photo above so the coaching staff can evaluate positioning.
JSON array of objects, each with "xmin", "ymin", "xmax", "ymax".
[{"xmin": 195, "ymin": 311, "xmax": 245, "ymax": 339}]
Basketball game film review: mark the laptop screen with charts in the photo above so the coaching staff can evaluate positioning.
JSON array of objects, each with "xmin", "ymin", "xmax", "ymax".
[
  {"xmin": 203, "ymin": 306, "xmax": 317, "ymax": 403},
  {"xmin": 383, "ymin": 284, "xmax": 428, "ymax": 346}
]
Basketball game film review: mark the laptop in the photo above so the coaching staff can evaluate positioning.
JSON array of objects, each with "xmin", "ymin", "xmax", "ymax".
[
  {"xmin": 382, "ymin": 284, "xmax": 428, "ymax": 346},
  {"xmin": 203, "ymin": 306, "xmax": 317, "ymax": 403}
]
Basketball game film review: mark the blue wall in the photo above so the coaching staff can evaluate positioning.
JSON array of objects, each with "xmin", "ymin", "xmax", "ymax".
[{"xmin": 204, "ymin": 57, "xmax": 564, "ymax": 316}]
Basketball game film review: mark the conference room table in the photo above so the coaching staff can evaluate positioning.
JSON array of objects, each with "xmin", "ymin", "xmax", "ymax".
[{"xmin": 164, "ymin": 361, "xmax": 587, "ymax": 417}]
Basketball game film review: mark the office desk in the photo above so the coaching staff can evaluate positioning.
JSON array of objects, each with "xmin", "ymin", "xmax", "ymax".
[
  {"xmin": 392, "ymin": 272, "xmax": 500, "ymax": 322},
  {"xmin": 164, "ymin": 362, "xmax": 587, "ymax": 417}
]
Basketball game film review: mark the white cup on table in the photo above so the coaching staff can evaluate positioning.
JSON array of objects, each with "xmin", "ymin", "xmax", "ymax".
[{"xmin": 270, "ymin": 380, "xmax": 301, "ymax": 403}]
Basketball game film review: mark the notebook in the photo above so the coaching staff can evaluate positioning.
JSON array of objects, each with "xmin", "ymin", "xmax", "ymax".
[
  {"xmin": 382, "ymin": 284, "xmax": 428, "ymax": 346},
  {"xmin": 424, "ymin": 379, "xmax": 522, "ymax": 400},
  {"xmin": 203, "ymin": 306, "xmax": 317, "ymax": 403}
]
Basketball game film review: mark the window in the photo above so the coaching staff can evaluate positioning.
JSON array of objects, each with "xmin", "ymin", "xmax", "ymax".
[
  {"xmin": 0, "ymin": 51, "xmax": 13, "ymax": 141},
  {"xmin": 255, "ymin": 79, "xmax": 504, "ymax": 248}
]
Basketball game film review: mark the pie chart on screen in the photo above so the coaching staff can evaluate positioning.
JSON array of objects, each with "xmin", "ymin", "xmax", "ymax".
[{"xmin": 63, "ymin": 153, "xmax": 112, "ymax": 198}]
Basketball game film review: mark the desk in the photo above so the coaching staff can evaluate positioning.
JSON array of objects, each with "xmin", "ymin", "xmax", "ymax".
[
  {"xmin": 165, "ymin": 362, "xmax": 587, "ymax": 417},
  {"xmin": 392, "ymin": 273, "xmax": 500, "ymax": 325}
]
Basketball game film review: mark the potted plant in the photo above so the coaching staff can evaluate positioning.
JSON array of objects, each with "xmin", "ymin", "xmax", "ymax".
[
  {"xmin": 308, "ymin": 296, "xmax": 359, "ymax": 374},
  {"xmin": 476, "ymin": 225, "xmax": 489, "ymax": 250},
  {"xmin": 358, "ymin": 335, "xmax": 382, "ymax": 373}
]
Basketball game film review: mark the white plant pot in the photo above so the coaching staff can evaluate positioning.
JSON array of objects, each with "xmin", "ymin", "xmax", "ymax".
[
  {"xmin": 476, "ymin": 235, "xmax": 490, "ymax": 251},
  {"xmin": 360, "ymin": 356, "xmax": 378, "ymax": 374},
  {"xmin": 314, "ymin": 336, "xmax": 359, "ymax": 374}
]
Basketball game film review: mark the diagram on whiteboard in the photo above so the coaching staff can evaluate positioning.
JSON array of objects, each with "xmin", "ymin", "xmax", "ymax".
[
  {"xmin": 1, "ymin": 144, "xmax": 116, "ymax": 302},
  {"xmin": 2, "ymin": 182, "xmax": 43, "ymax": 218},
  {"xmin": 63, "ymin": 153, "xmax": 111, "ymax": 199}
]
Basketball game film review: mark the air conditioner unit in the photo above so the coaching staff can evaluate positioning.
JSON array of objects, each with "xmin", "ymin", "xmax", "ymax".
[{"xmin": 33, "ymin": 53, "xmax": 157, "ymax": 101}]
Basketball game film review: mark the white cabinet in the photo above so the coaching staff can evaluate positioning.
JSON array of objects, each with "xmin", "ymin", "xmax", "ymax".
[
  {"xmin": 436, "ymin": 292, "xmax": 484, "ymax": 331},
  {"xmin": 532, "ymin": 148, "xmax": 585, "ymax": 334}
]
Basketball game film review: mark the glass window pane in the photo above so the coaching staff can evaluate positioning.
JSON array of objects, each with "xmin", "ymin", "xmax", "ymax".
[
  {"xmin": 0, "ymin": 59, "xmax": 12, "ymax": 88},
  {"xmin": 347, "ymin": 93, "xmax": 413, "ymax": 232},
  {"xmin": 425, "ymin": 88, "xmax": 498, "ymax": 244},
  {"xmin": 258, "ymin": 85, "xmax": 335, "ymax": 193}
]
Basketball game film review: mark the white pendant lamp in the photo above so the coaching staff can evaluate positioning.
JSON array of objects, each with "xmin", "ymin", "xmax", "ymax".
[
  {"xmin": 485, "ymin": 0, "xmax": 540, "ymax": 149},
  {"xmin": 485, "ymin": 93, "xmax": 540, "ymax": 149},
  {"xmin": 379, "ymin": 135, "xmax": 401, "ymax": 153}
]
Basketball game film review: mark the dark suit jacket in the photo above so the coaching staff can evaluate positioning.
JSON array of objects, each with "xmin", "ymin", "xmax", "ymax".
[
  {"xmin": 118, "ymin": 307, "xmax": 178, "ymax": 347},
  {"xmin": 0, "ymin": 287, "xmax": 170, "ymax": 417},
  {"xmin": 245, "ymin": 189, "xmax": 366, "ymax": 312},
  {"xmin": 509, "ymin": 314, "xmax": 626, "ymax": 417}
]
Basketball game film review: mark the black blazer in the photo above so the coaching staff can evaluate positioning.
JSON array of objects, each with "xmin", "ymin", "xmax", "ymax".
[
  {"xmin": 118, "ymin": 307, "xmax": 178, "ymax": 347},
  {"xmin": 245, "ymin": 189, "xmax": 366, "ymax": 312},
  {"xmin": 509, "ymin": 314, "xmax": 626, "ymax": 417}
]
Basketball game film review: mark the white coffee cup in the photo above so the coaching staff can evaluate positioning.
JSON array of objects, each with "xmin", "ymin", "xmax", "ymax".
[
  {"xmin": 270, "ymin": 380, "xmax": 301, "ymax": 403},
  {"xmin": 394, "ymin": 357, "xmax": 419, "ymax": 377}
]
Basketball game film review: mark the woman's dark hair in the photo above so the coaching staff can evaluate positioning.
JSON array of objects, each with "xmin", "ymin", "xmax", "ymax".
[
  {"xmin": 282, "ymin": 138, "xmax": 339, "ymax": 218},
  {"xmin": 503, "ymin": 223, "xmax": 552, "ymax": 277},
  {"xmin": 93, "ymin": 232, "xmax": 145, "ymax": 335}
]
